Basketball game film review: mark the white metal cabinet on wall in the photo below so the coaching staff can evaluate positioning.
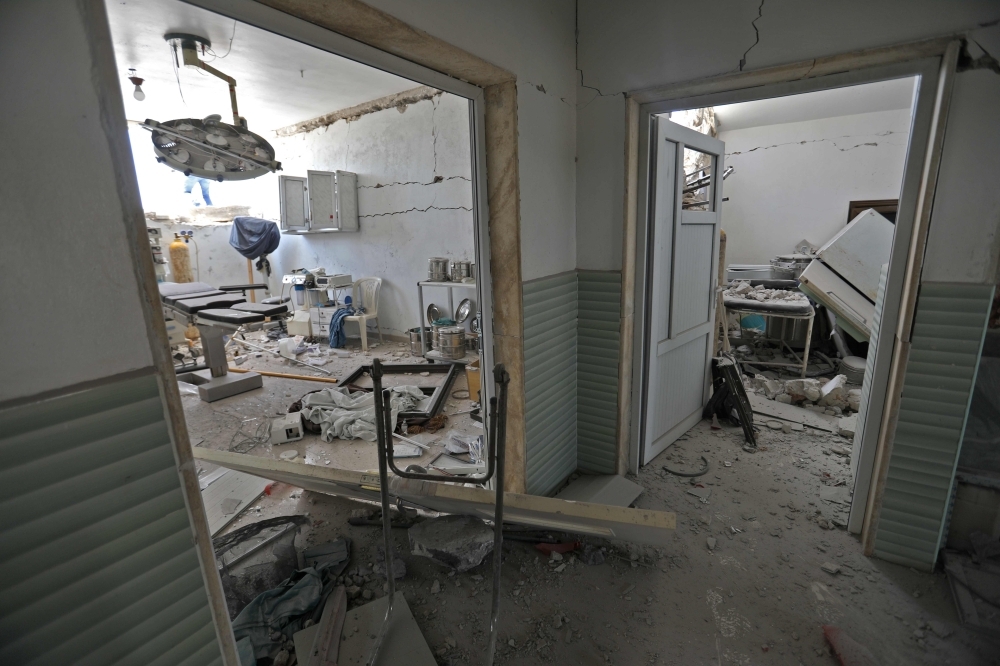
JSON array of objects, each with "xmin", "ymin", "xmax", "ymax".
[{"xmin": 279, "ymin": 170, "xmax": 359, "ymax": 233}]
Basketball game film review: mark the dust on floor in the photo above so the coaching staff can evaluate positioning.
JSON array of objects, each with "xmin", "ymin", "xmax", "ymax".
[{"xmin": 182, "ymin": 345, "xmax": 995, "ymax": 665}]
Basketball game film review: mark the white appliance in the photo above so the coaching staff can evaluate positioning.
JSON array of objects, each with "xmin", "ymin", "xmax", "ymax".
[{"xmin": 798, "ymin": 209, "xmax": 893, "ymax": 341}]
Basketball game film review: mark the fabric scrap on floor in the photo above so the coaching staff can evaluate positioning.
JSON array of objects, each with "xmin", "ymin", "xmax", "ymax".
[{"xmin": 299, "ymin": 385, "xmax": 425, "ymax": 442}]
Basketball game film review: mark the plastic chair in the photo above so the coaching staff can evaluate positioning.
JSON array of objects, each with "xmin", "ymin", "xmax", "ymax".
[{"xmin": 345, "ymin": 277, "xmax": 383, "ymax": 351}]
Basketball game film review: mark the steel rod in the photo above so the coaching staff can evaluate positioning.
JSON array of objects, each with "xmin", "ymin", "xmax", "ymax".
[
  {"xmin": 231, "ymin": 338, "xmax": 333, "ymax": 375},
  {"xmin": 366, "ymin": 360, "xmax": 395, "ymax": 666},
  {"xmin": 485, "ymin": 364, "xmax": 509, "ymax": 666}
]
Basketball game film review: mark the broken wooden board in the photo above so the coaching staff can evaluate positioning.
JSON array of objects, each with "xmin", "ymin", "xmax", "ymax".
[
  {"xmin": 555, "ymin": 474, "xmax": 643, "ymax": 508},
  {"xmin": 194, "ymin": 448, "xmax": 676, "ymax": 546},
  {"xmin": 294, "ymin": 592, "xmax": 435, "ymax": 666},
  {"xmin": 201, "ymin": 468, "xmax": 272, "ymax": 535},
  {"xmin": 748, "ymin": 393, "xmax": 838, "ymax": 432}
]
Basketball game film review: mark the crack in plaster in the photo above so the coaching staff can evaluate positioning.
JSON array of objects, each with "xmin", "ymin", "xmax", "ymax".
[
  {"xmin": 739, "ymin": 0, "xmax": 765, "ymax": 72},
  {"xmin": 725, "ymin": 131, "xmax": 903, "ymax": 156},
  {"xmin": 431, "ymin": 96, "xmax": 439, "ymax": 175},
  {"xmin": 574, "ymin": 1, "xmax": 624, "ymax": 109},
  {"xmin": 359, "ymin": 204, "xmax": 472, "ymax": 218},
  {"xmin": 358, "ymin": 175, "xmax": 470, "ymax": 189}
]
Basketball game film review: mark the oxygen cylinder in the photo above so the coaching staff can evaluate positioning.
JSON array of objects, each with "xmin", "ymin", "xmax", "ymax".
[{"xmin": 169, "ymin": 233, "xmax": 194, "ymax": 283}]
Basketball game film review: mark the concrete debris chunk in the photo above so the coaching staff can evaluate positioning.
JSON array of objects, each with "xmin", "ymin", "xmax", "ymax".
[
  {"xmin": 408, "ymin": 515, "xmax": 494, "ymax": 572},
  {"xmin": 819, "ymin": 375, "xmax": 849, "ymax": 408},
  {"xmin": 430, "ymin": 580, "xmax": 441, "ymax": 594},
  {"xmin": 706, "ymin": 537, "xmax": 717, "ymax": 551},
  {"xmin": 838, "ymin": 415, "xmax": 857, "ymax": 439},
  {"xmin": 374, "ymin": 546, "xmax": 407, "ymax": 580},
  {"xmin": 848, "ymin": 388, "xmax": 862, "ymax": 412},
  {"xmin": 821, "ymin": 562, "xmax": 841, "ymax": 575}
]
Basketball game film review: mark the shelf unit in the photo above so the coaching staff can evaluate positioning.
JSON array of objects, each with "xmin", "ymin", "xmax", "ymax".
[{"xmin": 417, "ymin": 280, "xmax": 478, "ymax": 365}]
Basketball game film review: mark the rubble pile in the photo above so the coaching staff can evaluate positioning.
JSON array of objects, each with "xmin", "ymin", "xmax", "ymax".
[
  {"xmin": 724, "ymin": 280, "xmax": 808, "ymax": 303},
  {"xmin": 747, "ymin": 373, "xmax": 862, "ymax": 414}
]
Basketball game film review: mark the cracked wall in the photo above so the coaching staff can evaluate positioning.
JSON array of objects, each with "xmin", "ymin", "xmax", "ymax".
[
  {"xmin": 269, "ymin": 91, "xmax": 476, "ymax": 337},
  {"xmin": 147, "ymin": 92, "xmax": 476, "ymax": 338},
  {"xmin": 717, "ymin": 108, "xmax": 912, "ymax": 266}
]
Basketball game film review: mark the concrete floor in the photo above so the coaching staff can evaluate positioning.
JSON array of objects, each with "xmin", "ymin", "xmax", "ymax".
[{"xmin": 184, "ymin": 337, "xmax": 999, "ymax": 666}]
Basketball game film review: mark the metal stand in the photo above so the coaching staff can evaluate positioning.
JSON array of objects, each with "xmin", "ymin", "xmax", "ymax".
[
  {"xmin": 367, "ymin": 359, "xmax": 509, "ymax": 666},
  {"xmin": 725, "ymin": 304, "xmax": 815, "ymax": 378}
]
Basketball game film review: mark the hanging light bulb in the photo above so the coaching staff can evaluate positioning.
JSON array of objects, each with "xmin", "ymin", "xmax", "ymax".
[{"xmin": 128, "ymin": 68, "xmax": 145, "ymax": 101}]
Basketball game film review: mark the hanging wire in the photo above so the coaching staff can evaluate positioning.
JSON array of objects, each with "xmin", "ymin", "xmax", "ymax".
[
  {"xmin": 170, "ymin": 41, "xmax": 186, "ymax": 105},
  {"xmin": 205, "ymin": 20, "xmax": 237, "ymax": 60}
]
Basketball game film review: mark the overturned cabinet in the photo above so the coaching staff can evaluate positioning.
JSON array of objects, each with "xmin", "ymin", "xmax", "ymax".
[
  {"xmin": 279, "ymin": 170, "xmax": 359, "ymax": 234},
  {"xmin": 798, "ymin": 208, "xmax": 894, "ymax": 341}
]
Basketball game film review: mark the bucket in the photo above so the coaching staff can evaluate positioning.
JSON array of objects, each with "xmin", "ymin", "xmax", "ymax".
[
  {"xmin": 408, "ymin": 327, "xmax": 431, "ymax": 355},
  {"xmin": 439, "ymin": 326, "xmax": 465, "ymax": 359}
]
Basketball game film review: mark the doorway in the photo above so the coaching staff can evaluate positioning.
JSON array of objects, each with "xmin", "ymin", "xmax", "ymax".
[{"xmin": 630, "ymin": 58, "xmax": 944, "ymax": 533}]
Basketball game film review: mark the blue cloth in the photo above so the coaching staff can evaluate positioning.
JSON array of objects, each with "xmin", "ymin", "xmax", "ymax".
[
  {"xmin": 329, "ymin": 307, "xmax": 356, "ymax": 348},
  {"xmin": 230, "ymin": 216, "xmax": 281, "ymax": 260}
]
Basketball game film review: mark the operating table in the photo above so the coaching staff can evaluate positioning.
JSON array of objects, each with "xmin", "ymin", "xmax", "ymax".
[{"xmin": 159, "ymin": 281, "xmax": 289, "ymax": 402}]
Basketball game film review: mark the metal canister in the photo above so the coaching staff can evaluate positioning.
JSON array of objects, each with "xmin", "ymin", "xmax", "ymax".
[
  {"xmin": 428, "ymin": 257, "xmax": 450, "ymax": 281},
  {"xmin": 408, "ymin": 327, "xmax": 431, "ymax": 355},
  {"xmin": 450, "ymin": 260, "xmax": 471, "ymax": 282},
  {"xmin": 438, "ymin": 326, "xmax": 466, "ymax": 359},
  {"xmin": 466, "ymin": 330, "xmax": 479, "ymax": 353}
]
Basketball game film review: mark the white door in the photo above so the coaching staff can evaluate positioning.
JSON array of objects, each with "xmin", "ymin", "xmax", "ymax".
[{"xmin": 642, "ymin": 117, "xmax": 725, "ymax": 465}]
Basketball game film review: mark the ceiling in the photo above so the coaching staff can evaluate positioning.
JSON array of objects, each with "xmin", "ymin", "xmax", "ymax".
[
  {"xmin": 106, "ymin": 0, "xmax": 418, "ymax": 132},
  {"xmin": 710, "ymin": 77, "xmax": 918, "ymax": 133}
]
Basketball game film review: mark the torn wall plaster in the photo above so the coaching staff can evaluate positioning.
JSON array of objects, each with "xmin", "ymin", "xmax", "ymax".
[{"xmin": 273, "ymin": 86, "xmax": 443, "ymax": 137}]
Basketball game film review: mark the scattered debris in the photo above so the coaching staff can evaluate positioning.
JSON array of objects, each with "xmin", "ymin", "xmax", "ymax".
[
  {"xmin": 424, "ymin": 413, "xmax": 449, "ymax": 433},
  {"xmin": 663, "ymin": 456, "xmax": 710, "ymax": 478},
  {"xmin": 302, "ymin": 537, "xmax": 352, "ymax": 573},
  {"xmin": 374, "ymin": 546, "xmax": 407, "ymax": 580},
  {"xmin": 707, "ymin": 537, "xmax": 717, "ymax": 551},
  {"xmin": 408, "ymin": 514, "xmax": 494, "ymax": 572},
  {"xmin": 687, "ymin": 487, "xmax": 712, "ymax": 502},
  {"xmin": 821, "ymin": 562, "xmax": 841, "ymax": 575},
  {"xmin": 838, "ymin": 414, "xmax": 857, "ymax": 438}
]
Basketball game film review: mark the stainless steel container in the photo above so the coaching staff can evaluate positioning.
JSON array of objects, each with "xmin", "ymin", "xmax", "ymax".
[
  {"xmin": 428, "ymin": 257, "xmax": 450, "ymax": 281},
  {"xmin": 466, "ymin": 331, "xmax": 479, "ymax": 353},
  {"xmin": 769, "ymin": 253, "xmax": 812, "ymax": 279},
  {"xmin": 438, "ymin": 326, "xmax": 466, "ymax": 359},
  {"xmin": 450, "ymin": 260, "xmax": 471, "ymax": 282},
  {"xmin": 408, "ymin": 327, "xmax": 431, "ymax": 355}
]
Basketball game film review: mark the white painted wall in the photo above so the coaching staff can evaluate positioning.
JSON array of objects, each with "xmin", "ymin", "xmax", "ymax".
[
  {"xmin": 135, "ymin": 93, "xmax": 477, "ymax": 338},
  {"xmin": 0, "ymin": 0, "xmax": 154, "ymax": 402},
  {"xmin": 359, "ymin": 0, "xmax": 579, "ymax": 281},
  {"xmin": 574, "ymin": 0, "xmax": 1000, "ymax": 274},
  {"xmin": 923, "ymin": 54, "xmax": 1000, "ymax": 284},
  {"xmin": 270, "ymin": 93, "xmax": 475, "ymax": 336},
  {"xmin": 718, "ymin": 108, "xmax": 912, "ymax": 266}
]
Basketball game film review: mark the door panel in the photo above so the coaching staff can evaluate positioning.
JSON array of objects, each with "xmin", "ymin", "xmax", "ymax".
[
  {"xmin": 642, "ymin": 117, "xmax": 725, "ymax": 465},
  {"xmin": 671, "ymin": 222, "xmax": 716, "ymax": 334}
]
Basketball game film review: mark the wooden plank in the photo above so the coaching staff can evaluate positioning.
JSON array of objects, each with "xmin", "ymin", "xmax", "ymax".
[
  {"xmin": 201, "ymin": 469, "xmax": 272, "ymax": 536},
  {"xmin": 617, "ymin": 95, "xmax": 640, "ymax": 476},
  {"xmin": 193, "ymin": 448, "xmax": 676, "ymax": 546},
  {"xmin": 748, "ymin": 393, "xmax": 838, "ymax": 432},
  {"xmin": 294, "ymin": 593, "xmax": 435, "ymax": 666}
]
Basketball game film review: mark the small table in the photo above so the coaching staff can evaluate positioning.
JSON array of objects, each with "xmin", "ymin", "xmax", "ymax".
[{"xmin": 723, "ymin": 296, "xmax": 815, "ymax": 378}]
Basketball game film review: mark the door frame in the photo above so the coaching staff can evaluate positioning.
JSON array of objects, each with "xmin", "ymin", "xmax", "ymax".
[
  {"xmin": 621, "ymin": 39, "xmax": 958, "ymax": 539},
  {"xmin": 179, "ymin": 0, "xmax": 529, "ymax": 493}
]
